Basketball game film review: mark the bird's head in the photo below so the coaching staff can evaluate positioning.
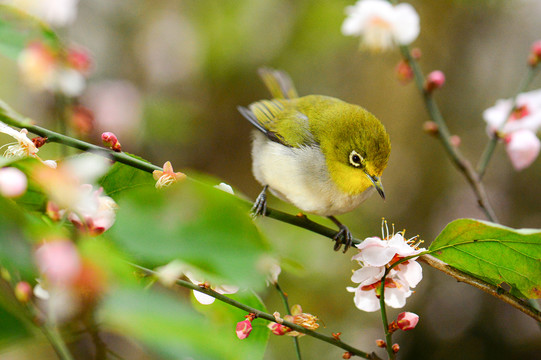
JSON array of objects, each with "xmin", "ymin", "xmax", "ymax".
[{"xmin": 318, "ymin": 103, "xmax": 390, "ymax": 199}]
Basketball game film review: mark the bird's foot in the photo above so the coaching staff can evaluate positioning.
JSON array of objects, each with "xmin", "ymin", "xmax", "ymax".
[
  {"xmin": 251, "ymin": 185, "xmax": 269, "ymax": 217},
  {"xmin": 328, "ymin": 216, "xmax": 353, "ymax": 253}
]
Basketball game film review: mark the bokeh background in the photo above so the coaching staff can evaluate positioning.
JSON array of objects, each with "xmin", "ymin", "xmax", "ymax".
[{"xmin": 0, "ymin": 0, "xmax": 540, "ymax": 359}]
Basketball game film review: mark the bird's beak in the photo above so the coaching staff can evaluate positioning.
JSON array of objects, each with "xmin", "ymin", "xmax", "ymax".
[{"xmin": 365, "ymin": 172, "xmax": 385, "ymax": 200}]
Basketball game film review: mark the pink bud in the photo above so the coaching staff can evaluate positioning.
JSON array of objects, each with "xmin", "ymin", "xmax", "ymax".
[
  {"xmin": 15, "ymin": 281, "xmax": 32, "ymax": 303},
  {"xmin": 392, "ymin": 343, "xmax": 400, "ymax": 353},
  {"xmin": 529, "ymin": 40, "xmax": 541, "ymax": 66},
  {"xmin": 268, "ymin": 322, "xmax": 291, "ymax": 336},
  {"xmin": 67, "ymin": 47, "xmax": 92, "ymax": 74},
  {"xmin": 395, "ymin": 60, "xmax": 414, "ymax": 85},
  {"xmin": 0, "ymin": 167, "xmax": 28, "ymax": 198},
  {"xmin": 450, "ymin": 135, "xmax": 461, "ymax": 148},
  {"xmin": 46, "ymin": 201, "xmax": 62, "ymax": 221},
  {"xmin": 425, "ymin": 71, "xmax": 445, "ymax": 92},
  {"xmin": 375, "ymin": 339, "xmax": 386, "ymax": 348},
  {"xmin": 35, "ymin": 240, "xmax": 81, "ymax": 286},
  {"xmin": 101, "ymin": 132, "xmax": 122, "ymax": 152},
  {"xmin": 397, "ymin": 312, "xmax": 419, "ymax": 331},
  {"xmin": 236, "ymin": 319, "xmax": 253, "ymax": 339},
  {"xmin": 505, "ymin": 130, "xmax": 541, "ymax": 171}
]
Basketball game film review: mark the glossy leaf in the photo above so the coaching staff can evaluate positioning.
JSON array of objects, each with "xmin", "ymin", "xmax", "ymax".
[
  {"xmin": 98, "ymin": 158, "xmax": 155, "ymax": 200},
  {"xmin": 429, "ymin": 219, "xmax": 541, "ymax": 298}
]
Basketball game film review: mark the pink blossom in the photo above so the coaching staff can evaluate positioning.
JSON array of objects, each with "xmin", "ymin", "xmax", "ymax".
[
  {"xmin": 397, "ymin": 311, "xmax": 419, "ymax": 331},
  {"xmin": 236, "ymin": 319, "xmax": 253, "ymax": 340},
  {"xmin": 504, "ymin": 130, "xmax": 541, "ymax": 171},
  {"xmin": 67, "ymin": 186, "xmax": 118, "ymax": 235},
  {"xmin": 0, "ymin": 167, "xmax": 28, "ymax": 198},
  {"xmin": 268, "ymin": 322, "xmax": 291, "ymax": 336},
  {"xmin": 101, "ymin": 132, "xmax": 122, "ymax": 152},
  {"xmin": 35, "ymin": 240, "xmax": 81, "ymax": 286}
]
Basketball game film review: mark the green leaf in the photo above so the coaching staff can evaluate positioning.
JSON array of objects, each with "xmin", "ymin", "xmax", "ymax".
[
  {"xmin": 192, "ymin": 290, "xmax": 269, "ymax": 360},
  {"xmin": 0, "ymin": 196, "xmax": 36, "ymax": 277},
  {"xmin": 100, "ymin": 287, "xmax": 240, "ymax": 360},
  {"xmin": 429, "ymin": 219, "xmax": 541, "ymax": 299},
  {"xmin": 109, "ymin": 178, "xmax": 270, "ymax": 289},
  {"xmin": 98, "ymin": 159, "xmax": 155, "ymax": 200},
  {"xmin": 0, "ymin": 5, "xmax": 61, "ymax": 60}
]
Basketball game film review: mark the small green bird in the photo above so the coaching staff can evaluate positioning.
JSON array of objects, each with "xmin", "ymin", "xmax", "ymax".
[{"xmin": 239, "ymin": 68, "xmax": 390, "ymax": 252}]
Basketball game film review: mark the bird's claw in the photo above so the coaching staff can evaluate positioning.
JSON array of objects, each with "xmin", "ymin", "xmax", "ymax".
[
  {"xmin": 333, "ymin": 225, "xmax": 353, "ymax": 253},
  {"xmin": 251, "ymin": 186, "xmax": 268, "ymax": 217}
]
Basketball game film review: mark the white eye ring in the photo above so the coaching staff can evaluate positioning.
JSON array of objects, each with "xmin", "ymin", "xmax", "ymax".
[{"xmin": 349, "ymin": 150, "xmax": 363, "ymax": 167}]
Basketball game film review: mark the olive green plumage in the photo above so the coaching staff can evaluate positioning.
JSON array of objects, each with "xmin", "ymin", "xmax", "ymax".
[{"xmin": 239, "ymin": 68, "xmax": 391, "ymax": 251}]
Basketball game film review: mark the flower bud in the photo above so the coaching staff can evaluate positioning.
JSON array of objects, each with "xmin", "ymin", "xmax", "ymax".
[
  {"xmin": 66, "ymin": 47, "xmax": 92, "ymax": 74},
  {"xmin": 46, "ymin": 201, "xmax": 62, "ymax": 221},
  {"xmin": 376, "ymin": 339, "xmax": 387, "ymax": 348},
  {"xmin": 450, "ymin": 135, "xmax": 461, "ymax": 148},
  {"xmin": 15, "ymin": 281, "xmax": 32, "ymax": 303},
  {"xmin": 395, "ymin": 60, "xmax": 414, "ymax": 85},
  {"xmin": 342, "ymin": 352, "xmax": 352, "ymax": 359},
  {"xmin": 411, "ymin": 48, "xmax": 422, "ymax": 60},
  {"xmin": 392, "ymin": 343, "xmax": 400, "ymax": 353},
  {"xmin": 425, "ymin": 71, "xmax": 445, "ymax": 92},
  {"xmin": 31, "ymin": 137, "xmax": 48, "ymax": 148},
  {"xmin": 0, "ymin": 167, "xmax": 28, "ymax": 198},
  {"xmin": 397, "ymin": 312, "xmax": 419, "ymax": 331},
  {"xmin": 101, "ymin": 132, "xmax": 122, "ymax": 152},
  {"xmin": 236, "ymin": 319, "xmax": 253, "ymax": 339},
  {"xmin": 528, "ymin": 40, "xmax": 541, "ymax": 67},
  {"xmin": 423, "ymin": 121, "xmax": 439, "ymax": 136}
]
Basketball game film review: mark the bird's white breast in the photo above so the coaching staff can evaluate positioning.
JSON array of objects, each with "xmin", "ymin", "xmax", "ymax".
[{"xmin": 251, "ymin": 132, "xmax": 374, "ymax": 216}]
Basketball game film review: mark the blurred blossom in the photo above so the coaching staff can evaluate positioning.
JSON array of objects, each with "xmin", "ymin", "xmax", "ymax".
[
  {"xmin": 82, "ymin": 80, "xmax": 142, "ymax": 143},
  {"xmin": 484, "ymin": 89, "xmax": 541, "ymax": 169},
  {"xmin": 504, "ymin": 130, "xmax": 541, "ymax": 171},
  {"xmin": 14, "ymin": 281, "xmax": 33, "ymax": 303},
  {"xmin": 0, "ymin": 167, "xmax": 28, "ymax": 198},
  {"xmin": 341, "ymin": 0, "xmax": 420, "ymax": 51},
  {"xmin": 425, "ymin": 70, "xmax": 446, "ymax": 92},
  {"xmin": 268, "ymin": 305, "xmax": 319, "ymax": 337},
  {"xmin": 483, "ymin": 89, "xmax": 541, "ymax": 135},
  {"xmin": 185, "ymin": 272, "xmax": 238, "ymax": 305},
  {"xmin": 34, "ymin": 154, "xmax": 110, "ymax": 210},
  {"xmin": 67, "ymin": 185, "xmax": 118, "ymax": 236},
  {"xmin": 18, "ymin": 41, "xmax": 88, "ymax": 96},
  {"xmin": 5, "ymin": 0, "xmax": 80, "ymax": 27},
  {"xmin": 154, "ymin": 260, "xmax": 187, "ymax": 287},
  {"xmin": 35, "ymin": 239, "xmax": 81, "ymax": 286},
  {"xmin": 70, "ymin": 105, "xmax": 94, "ymax": 136}
]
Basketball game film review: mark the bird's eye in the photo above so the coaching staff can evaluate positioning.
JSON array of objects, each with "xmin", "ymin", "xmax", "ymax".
[{"xmin": 349, "ymin": 150, "xmax": 364, "ymax": 167}]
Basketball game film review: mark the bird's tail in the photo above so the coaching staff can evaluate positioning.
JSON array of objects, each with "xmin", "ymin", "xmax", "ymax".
[{"xmin": 257, "ymin": 67, "xmax": 298, "ymax": 99}]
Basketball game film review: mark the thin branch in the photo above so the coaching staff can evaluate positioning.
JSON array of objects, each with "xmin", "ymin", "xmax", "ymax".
[
  {"xmin": 419, "ymin": 254, "xmax": 541, "ymax": 322},
  {"xmin": 1, "ymin": 99, "xmax": 539, "ymax": 323},
  {"xmin": 476, "ymin": 65, "xmax": 541, "ymax": 178},
  {"xmin": 398, "ymin": 46, "xmax": 498, "ymax": 223},
  {"xmin": 378, "ymin": 272, "xmax": 395, "ymax": 360},
  {"xmin": 132, "ymin": 263, "xmax": 381, "ymax": 360},
  {"xmin": 275, "ymin": 282, "xmax": 302, "ymax": 360}
]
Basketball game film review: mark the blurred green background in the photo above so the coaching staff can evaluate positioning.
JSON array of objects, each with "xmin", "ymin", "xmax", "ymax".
[{"xmin": 0, "ymin": 0, "xmax": 540, "ymax": 359}]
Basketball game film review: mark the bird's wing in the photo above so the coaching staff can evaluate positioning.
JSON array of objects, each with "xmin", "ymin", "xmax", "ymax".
[
  {"xmin": 238, "ymin": 99, "xmax": 314, "ymax": 148},
  {"xmin": 257, "ymin": 68, "xmax": 298, "ymax": 99}
]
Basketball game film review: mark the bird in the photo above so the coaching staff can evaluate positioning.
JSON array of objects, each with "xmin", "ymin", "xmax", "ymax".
[{"xmin": 238, "ymin": 68, "xmax": 390, "ymax": 252}]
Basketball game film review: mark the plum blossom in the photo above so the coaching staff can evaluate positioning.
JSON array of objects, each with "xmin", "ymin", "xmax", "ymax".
[
  {"xmin": 154, "ymin": 260, "xmax": 187, "ymax": 287},
  {"xmin": 342, "ymin": 0, "xmax": 420, "ymax": 51},
  {"xmin": 347, "ymin": 221, "xmax": 425, "ymax": 312},
  {"xmin": 483, "ymin": 89, "xmax": 541, "ymax": 170},
  {"xmin": 0, "ymin": 167, "xmax": 28, "ymax": 198},
  {"xmin": 236, "ymin": 315, "xmax": 255, "ymax": 340},
  {"xmin": 396, "ymin": 311, "xmax": 419, "ymax": 331},
  {"xmin": 0, "ymin": 122, "xmax": 57, "ymax": 167},
  {"xmin": 17, "ymin": 41, "xmax": 89, "ymax": 96},
  {"xmin": 504, "ymin": 130, "xmax": 541, "ymax": 171},
  {"xmin": 267, "ymin": 304, "xmax": 319, "ymax": 337},
  {"xmin": 67, "ymin": 185, "xmax": 118, "ymax": 236},
  {"xmin": 153, "ymin": 161, "xmax": 186, "ymax": 189}
]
